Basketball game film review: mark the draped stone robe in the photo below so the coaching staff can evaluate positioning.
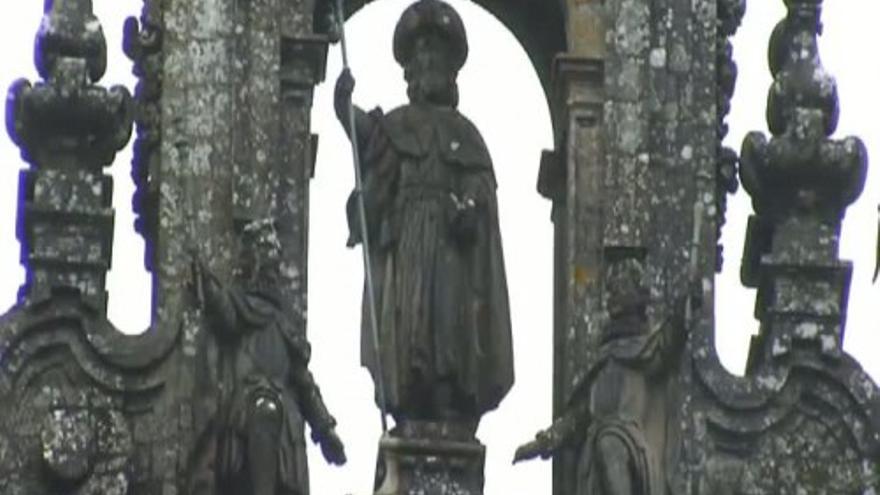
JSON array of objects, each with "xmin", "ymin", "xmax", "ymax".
[
  {"xmin": 346, "ymin": 103, "xmax": 514, "ymax": 421},
  {"xmin": 566, "ymin": 305, "xmax": 688, "ymax": 495}
]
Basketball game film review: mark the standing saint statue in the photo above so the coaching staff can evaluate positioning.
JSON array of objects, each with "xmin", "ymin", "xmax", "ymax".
[
  {"xmin": 334, "ymin": 0, "xmax": 514, "ymax": 430},
  {"xmin": 513, "ymin": 257, "xmax": 697, "ymax": 494},
  {"xmin": 187, "ymin": 219, "xmax": 346, "ymax": 495}
]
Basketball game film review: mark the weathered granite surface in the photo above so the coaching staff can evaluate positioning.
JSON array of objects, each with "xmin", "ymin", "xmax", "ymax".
[
  {"xmin": 1, "ymin": 0, "xmax": 333, "ymax": 492},
  {"xmin": 1, "ymin": 0, "xmax": 879, "ymax": 493},
  {"xmin": 526, "ymin": 0, "xmax": 880, "ymax": 492},
  {"xmin": 682, "ymin": 0, "xmax": 880, "ymax": 492}
]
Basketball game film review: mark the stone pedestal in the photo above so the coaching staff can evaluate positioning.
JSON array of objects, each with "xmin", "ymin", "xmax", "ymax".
[{"xmin": 374, "ymin": 422, "xmax": 485, "ymax": 495}]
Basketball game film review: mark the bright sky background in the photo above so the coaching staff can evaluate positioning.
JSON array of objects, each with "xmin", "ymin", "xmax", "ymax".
[{"xmin": 0, "ymin": 1, "xmax": 878, "ymax": 494}]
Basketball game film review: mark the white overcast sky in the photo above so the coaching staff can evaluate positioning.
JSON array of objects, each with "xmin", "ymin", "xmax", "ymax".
[{"xmin": 0, "ymin": 1, "xmax": 878, "ymax": 494}]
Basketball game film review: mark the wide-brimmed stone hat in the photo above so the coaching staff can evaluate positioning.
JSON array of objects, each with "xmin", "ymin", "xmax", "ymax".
[{"xmin": 393, "ymin": 0, "xmax": 468, "ymax": 70}]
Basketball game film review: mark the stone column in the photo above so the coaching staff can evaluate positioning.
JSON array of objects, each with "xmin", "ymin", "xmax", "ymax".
[
  {"xmin": 539, "ymin": 5, "xmax": 607, "ymax": 494},
  {"xmin": 277, "ymin": 6, "xmax": 329, "ymax": 333},
  {"xmin": 541, "ymin": 54, "xmax": 606, "ymax": 495}
]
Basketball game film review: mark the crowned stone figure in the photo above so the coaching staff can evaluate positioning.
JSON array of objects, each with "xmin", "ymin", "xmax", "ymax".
[{"xmin": 335, "ymin": 0, "xmax": 514, "ymax": 434}]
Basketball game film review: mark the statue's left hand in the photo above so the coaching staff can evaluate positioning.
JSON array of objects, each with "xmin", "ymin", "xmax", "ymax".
[
  {"xmin": 334, "ymin": 68, "xmax": 355, "ymax": 121},
  {"xmin": 513, "ymin": 438, "xmax": 544, "ymax": 463},
  {"xmin": 319, "ymin": 428, "xmax": 347, "ymax": 466},
  {"xmin": 450, "ymin": 193, "xmax": 478, "ymax": 244}
]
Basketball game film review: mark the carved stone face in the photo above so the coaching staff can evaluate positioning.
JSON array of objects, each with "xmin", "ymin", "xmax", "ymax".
[
  {"xmin": 237, "ymin": 220, "xmax": 283, "ymax": 290},
  {"xmin": 405, "ymin": 31, "xmax": 459, "ymax": 107},
  {"xmin": 604, "ymin": 258, "xmax": 648, "ymax": 322}
]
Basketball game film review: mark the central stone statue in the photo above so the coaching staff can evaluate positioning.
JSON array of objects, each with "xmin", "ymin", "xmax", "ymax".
[{"xmin": 334, "ymin": 0, "xmax": 513, "ymax": 433}]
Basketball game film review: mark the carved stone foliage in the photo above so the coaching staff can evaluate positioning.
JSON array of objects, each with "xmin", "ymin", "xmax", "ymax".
[
  {"xmin": 124, "ymin": 0, "xmax": 164, "ymax": 273},
  {"xmin": 714, "ymin": 0, "xmax": 745, "ymax": 272}
]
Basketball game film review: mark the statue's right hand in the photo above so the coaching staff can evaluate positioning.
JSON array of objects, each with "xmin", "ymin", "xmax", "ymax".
[
  {"xmin": 319, "ymin": 428, "xmax": 347, "ymax": 466},
  {"xmin": 334, "ymin": 68, "xmax": 355, "ymax": 115},
  {"xmin": 513, "ymin": 423, "xmax": 570, "ymax": 464},
  {"xmin": 513, "ymin": 438, "xmax": 546, "ymax": 464}
]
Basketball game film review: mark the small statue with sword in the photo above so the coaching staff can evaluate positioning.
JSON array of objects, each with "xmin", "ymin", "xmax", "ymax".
[{"xmin": 513, "ymin": 204, "xmax": 705, "ymax": 495}]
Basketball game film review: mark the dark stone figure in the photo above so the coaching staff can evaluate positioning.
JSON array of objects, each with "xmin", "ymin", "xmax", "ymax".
[
  {"xmin": 187, "ymin": 219, "xmax": 345, "ymax": 495},
  {"xmin": 515, "ymin": 258, "xmax": 693, "ymax": 495},
  {"xmin": 334, "ymin": 0, "xmax": 513, "ymax": 429}
]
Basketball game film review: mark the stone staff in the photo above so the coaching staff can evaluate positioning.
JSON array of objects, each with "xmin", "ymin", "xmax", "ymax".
[{"xmin": 334, "ymin": 0, "xmax": 389, "ymax": 434}]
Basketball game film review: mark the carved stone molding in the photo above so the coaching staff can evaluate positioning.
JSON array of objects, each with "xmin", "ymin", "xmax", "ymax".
[
  {"xmin": 375, "ymin": 423, "xmax": 486, "ymax": 495},
  {"xmin": 281, "ymin": 34, "xmax": 329, "ymax": 107}
]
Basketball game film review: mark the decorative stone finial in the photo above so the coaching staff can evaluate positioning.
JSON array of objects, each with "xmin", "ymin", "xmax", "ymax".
[
  {"xmin": 35, "ymin": 0, "xmax": 107, "ymax": 83},
  {"xmin": 741, "ymin": 2, "xmax": 865, "ymax": 223},
  {"xmin": 739, "ymin": 0, "xmax": 867, "ymax": 364},
  {"xmin": 8, "ymin": 0, "xmax": 132, "ymax": 170},
  {"xmin": 5, "ymin": 0, "xmax": 133, "ymax": 308}
]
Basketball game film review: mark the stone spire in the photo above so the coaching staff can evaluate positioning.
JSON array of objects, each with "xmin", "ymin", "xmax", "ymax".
[
  {"xmin": 6, "ymin": 0, "xmax": 133, "ymax": 312},
  {"xmin": 739, "ymin": 0, "xmax": 868, "ymax": 369}
]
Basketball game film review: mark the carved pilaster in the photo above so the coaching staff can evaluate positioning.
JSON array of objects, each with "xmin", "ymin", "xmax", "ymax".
[
  {"xmin": 277, "ymin": 29, "xmax": 329, "ymax": 326},
  {"xmin": 153, "ymin": 0, "xmax": 246, "ymax": 488},
  {"xmin": 546, "ymin": 53, "xmax": 606, "ymax": 495}
]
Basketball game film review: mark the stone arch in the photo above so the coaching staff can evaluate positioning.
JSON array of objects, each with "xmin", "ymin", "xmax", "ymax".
[{"xmin": 317, "ymin": 0, "xmax": 569, "ymax": 133}]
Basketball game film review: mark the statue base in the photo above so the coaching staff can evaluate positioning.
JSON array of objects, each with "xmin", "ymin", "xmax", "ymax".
[{"xmin": 374, "ymin": 421, "xmax": 485, "ymax": 495}]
